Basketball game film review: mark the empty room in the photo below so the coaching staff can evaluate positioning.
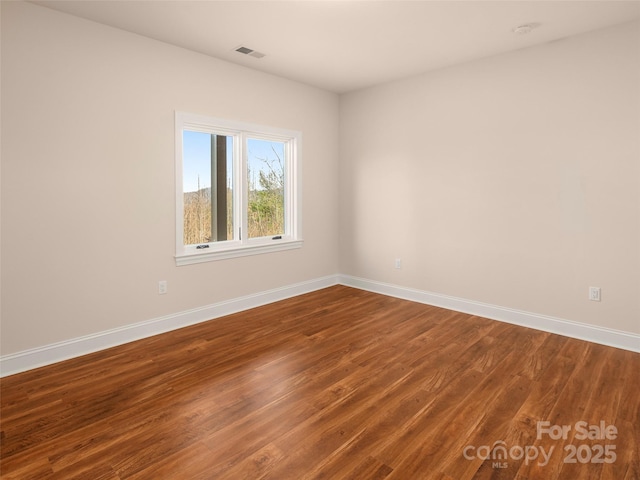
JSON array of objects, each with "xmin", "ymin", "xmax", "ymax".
[{"xmin": 1, "ymin": 1, "xmax": 639, "ymax": 479}]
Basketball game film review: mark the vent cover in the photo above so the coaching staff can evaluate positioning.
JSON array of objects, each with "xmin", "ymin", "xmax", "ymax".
[{"xmin": 235, "ymin": 46, "xmax": 266, "ymax": 59}]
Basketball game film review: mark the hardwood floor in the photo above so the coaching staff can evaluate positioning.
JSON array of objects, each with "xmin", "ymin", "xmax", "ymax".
[{"xmin": 1, "ymin": 285, "xmax": 638, "ymax": 479}]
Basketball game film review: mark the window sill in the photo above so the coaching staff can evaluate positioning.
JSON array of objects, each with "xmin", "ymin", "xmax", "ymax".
[{"xmin": 175, "ymin": 239, "xmax": 303, "ymax": 266}]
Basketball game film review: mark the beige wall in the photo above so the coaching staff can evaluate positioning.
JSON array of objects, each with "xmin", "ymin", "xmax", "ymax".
[
  {"xmin": 339, "ymin": 21, "xmax": 640, "ymax": 334},
  {"xmin": 0, "ymin": 2, "xmax": 340, "ymax": 354},
  {"xmin": 2, "ymin": 2, "xmax": 639, "ymax": 360}
]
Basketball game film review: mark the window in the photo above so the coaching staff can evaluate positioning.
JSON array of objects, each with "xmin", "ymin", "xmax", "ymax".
[{"xmin": 175, "ymin": 112, "xmax": 302, "ymax": 265}]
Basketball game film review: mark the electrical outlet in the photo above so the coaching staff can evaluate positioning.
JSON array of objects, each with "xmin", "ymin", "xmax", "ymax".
[
  {"xmin": 589, "ymin": 287, "xmax": 600, "ymax": 302},
  {"xmin": 395, "ymin": 258, "xmax": 402, "ymax": 269},
  {"xmin": 158, "ymin": 280, "xmax": 168, "ymax": 295}
]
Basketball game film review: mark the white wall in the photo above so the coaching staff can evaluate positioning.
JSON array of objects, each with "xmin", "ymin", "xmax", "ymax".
[
  {"xmin": 339, "ymin": 21, "xmax": 640, "ymax": 334},
  {"xmin": 0, "ymin": 1, "xmax": 340, "ymax": 355}
]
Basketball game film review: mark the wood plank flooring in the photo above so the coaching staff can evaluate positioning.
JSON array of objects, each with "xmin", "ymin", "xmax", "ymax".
[{"xmin": 1, "ymin": 285, "xmax": 638, "ymax": 479}]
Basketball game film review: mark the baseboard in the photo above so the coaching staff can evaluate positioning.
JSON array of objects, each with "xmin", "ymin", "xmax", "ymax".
[
  {"xmin": 339, "ymin": 274, "xmax": 640, "ymax": 353},
  {"xmin": 0, "ymin": 275, "xmax": 340, "ymax": 377},
  {"xmin": 3, "ymin": 273, "xmax": 637, "ymax": 377}
]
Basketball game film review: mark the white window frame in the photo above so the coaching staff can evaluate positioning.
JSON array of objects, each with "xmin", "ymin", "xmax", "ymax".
[{"xmin": 175, "ymin": 111, "xmax": 302, "ymax": 266}]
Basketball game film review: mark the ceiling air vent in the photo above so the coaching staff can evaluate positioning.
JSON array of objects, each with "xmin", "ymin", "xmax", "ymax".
[{"xmin": 234, "ymin": 46, "xmax": 266, "ymax": 59}]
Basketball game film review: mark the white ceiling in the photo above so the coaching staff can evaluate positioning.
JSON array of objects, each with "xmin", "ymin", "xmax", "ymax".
[{"xmin": 32, "ymin": 1, "xmax": 640, "ymax": 93}]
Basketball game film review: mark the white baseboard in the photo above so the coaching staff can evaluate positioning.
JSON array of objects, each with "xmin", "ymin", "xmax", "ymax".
[
  {"xmin": 2, "ymin": 273, "xmax": 638, "ymax": 377},
  {"xmin": 339, "ymin": 274, "xmax": 640, "ymax": 354},
  {"xmin": 0, "ymin": 275, "xmax": 340, "ymax": 377}
]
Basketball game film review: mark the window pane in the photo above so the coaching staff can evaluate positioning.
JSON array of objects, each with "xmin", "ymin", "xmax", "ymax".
[
  {"xmin": 247, "ymin": 138, "xmax": 285, "ymax": 239},
  {"xmin": 183, "ymin": 131, "xmax": 233, "ymax": 245}
]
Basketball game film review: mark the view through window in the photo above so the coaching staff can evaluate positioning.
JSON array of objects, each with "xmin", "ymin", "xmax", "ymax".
[{"xmin": 176, "ymin": 112, "xmax": 301, "ymax": 265}]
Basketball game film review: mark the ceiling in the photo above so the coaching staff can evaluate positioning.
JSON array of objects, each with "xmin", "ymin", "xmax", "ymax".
[{"xmin": 32, "ymin": 1, "xmax": 640, "ymax": 93}]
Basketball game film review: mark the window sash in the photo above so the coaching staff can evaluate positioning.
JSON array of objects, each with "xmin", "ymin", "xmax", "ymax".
[{"xmin": 175, "ymin": 112, "xmax": 302, "ymax": 265}]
